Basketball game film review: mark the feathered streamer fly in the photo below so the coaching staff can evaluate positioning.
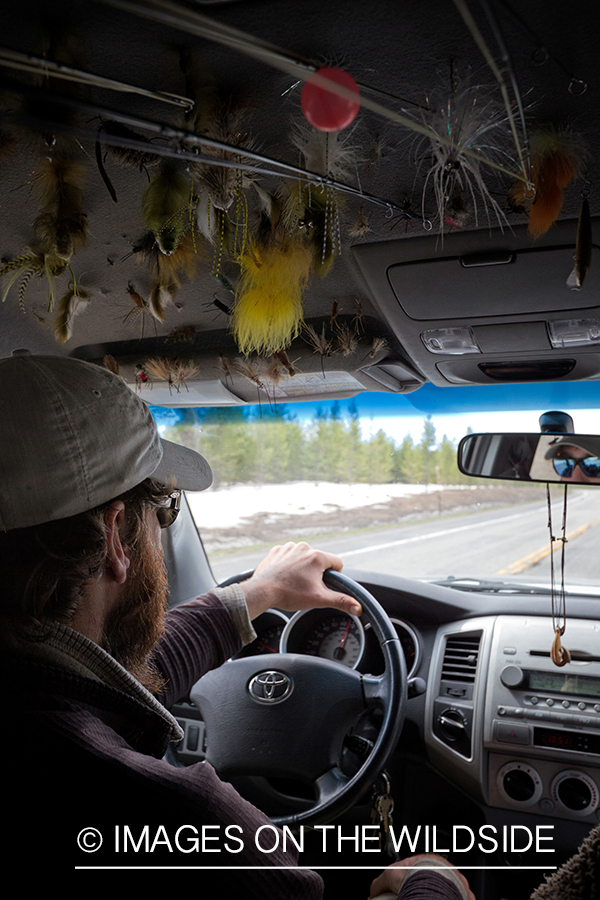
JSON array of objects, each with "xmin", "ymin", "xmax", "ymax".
[
  {"xmin": 508, "ymin": 128, "xmax": 583, "ymax": 240},
  {"xmin": 180, "ymin": 52, "xmax": 254, "ymax": 272},
  {"xmin": 232, "ymin": 232, "xmax": 312, "ymax": 355},
  {"xmin": 410, "ymin": 74, "xmax": 514, "ymax": 235},
  {"xmin": 283, "ymin": 119, "xmax": 354, "ymax": 274},
  {"xmin": 128, "ymin": 229, "xmax": 205, "ymax": 322},
  {"xmin": 142, "ymin": 160, "xmax": 195, "ymax": 256},
  {"xmin": 181, "ymin": 52, "xmax": 255, "ymax": 214},
  {"xmin": 53, "ymin": 280, "xmax": 91, "ymax": 343},
  {"xmin": 0, "ymin": 151, "xmax": 87, "ymax": 313}
]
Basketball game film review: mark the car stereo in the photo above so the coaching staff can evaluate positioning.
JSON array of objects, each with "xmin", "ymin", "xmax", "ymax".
[{"xmin": 484, "ymin": 616, "xmax": 600, "ymax": 820}]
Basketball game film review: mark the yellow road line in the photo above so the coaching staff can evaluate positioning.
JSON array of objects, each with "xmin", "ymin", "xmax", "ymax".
[{"xmin": 497, "ymin": 517, "xmax": 600, "ymax": 576}]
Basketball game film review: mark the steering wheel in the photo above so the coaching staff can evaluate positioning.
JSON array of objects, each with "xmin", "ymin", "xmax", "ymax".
[{"xmin": 190, "ymin": 570, "xmax": 407, "ymax": 827}]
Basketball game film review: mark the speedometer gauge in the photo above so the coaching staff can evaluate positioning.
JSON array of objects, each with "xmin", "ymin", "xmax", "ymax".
[
  {"xmin": 281, "ymin": 609, "xmax": 365, "ymax": 669},
  {"xmin": 300, "ymin": 615, "xmax": 362, "ymax": 666}
]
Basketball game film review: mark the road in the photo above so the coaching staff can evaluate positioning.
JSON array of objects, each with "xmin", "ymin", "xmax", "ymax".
[{"xmin": 207, "ymin": 489, "xmax": 600, "ymax": 588}]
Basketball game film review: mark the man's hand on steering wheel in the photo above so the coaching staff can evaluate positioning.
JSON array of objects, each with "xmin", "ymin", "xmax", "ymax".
[
  {"xmin": 193, "ymin": 567, "xmax": 406, "ymax": 827},
  {"xmin": 240, "ymin": 541, "xmax": 363, "ymax": 620}
]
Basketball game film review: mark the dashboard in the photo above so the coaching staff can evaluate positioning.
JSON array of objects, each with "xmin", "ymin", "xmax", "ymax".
[
  {"xmin": 225, "ymin": 601, "xmax": 600, "ymax": 825},
  {"xmin": 172, "ymin": 570, "xmax": 600, "ymax": 880}
]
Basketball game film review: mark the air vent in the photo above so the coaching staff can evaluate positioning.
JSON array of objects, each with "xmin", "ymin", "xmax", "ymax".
[{"xmin": 441, "ymin": 633, "xmax": 481, "ymax": 684}]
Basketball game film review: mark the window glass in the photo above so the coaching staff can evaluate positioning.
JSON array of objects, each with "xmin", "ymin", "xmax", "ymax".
[{"xmin": 151, "ymin": 397, "xmax": 600, "ymax": 591}]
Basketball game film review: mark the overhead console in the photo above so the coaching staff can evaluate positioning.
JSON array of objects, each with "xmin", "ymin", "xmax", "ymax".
[{"xmin": 352, "ymin": 218, "xmax": 600, "ymax": 387}]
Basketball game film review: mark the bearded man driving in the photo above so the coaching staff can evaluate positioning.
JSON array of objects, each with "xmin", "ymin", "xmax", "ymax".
[{"xmin": 0, "ymin": 351, "xmax": 363, "ymax": 894}]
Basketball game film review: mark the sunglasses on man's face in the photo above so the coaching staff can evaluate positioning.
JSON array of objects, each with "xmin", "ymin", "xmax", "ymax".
[
  {"xmin": 154, "ymin": 491, "xmax": 182, "ymax": 528},
  {"xmin": 552, "ymin": 456, "xmax": 600, "ymax": 479}
]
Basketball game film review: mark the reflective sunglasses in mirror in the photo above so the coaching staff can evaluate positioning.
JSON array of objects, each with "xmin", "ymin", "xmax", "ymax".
[{"xmin": 552, "ymin": 456, "xmax": 600, "ymax": 479}]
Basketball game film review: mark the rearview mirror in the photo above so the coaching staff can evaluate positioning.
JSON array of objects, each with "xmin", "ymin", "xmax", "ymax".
[{"xmin": 457, "ymin": 433, "xmax": 600, "ymax": 484}]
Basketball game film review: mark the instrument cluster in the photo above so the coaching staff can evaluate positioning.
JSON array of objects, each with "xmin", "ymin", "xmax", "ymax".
[{"xmin": 234, "ymin": 607, "xmax": 421, "ymax": 679}]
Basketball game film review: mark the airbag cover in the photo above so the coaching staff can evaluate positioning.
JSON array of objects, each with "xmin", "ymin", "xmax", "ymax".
[{"xmin": 190, "ymin": 653, "xmax": 365, "ymax": 780}]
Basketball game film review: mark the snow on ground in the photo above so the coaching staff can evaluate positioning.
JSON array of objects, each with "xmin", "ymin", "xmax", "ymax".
[{"xmin": 187, "ymin": 481, "xmax": 450, "ymax": 529}]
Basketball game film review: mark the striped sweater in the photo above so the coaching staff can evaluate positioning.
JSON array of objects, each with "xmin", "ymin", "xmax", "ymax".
[{"xmin": 3, "ymin": 592, "xmax": 324, "ymax": 897}]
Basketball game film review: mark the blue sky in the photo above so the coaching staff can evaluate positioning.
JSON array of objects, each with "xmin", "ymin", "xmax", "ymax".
[
  {"xmin": 321, "ymin": 383, "xmax": 600, "ymax": 443},
  {"xmin": 152, "ymin": 380, "xmax": 600, "ymax": 446},
  {"xmin": 298, "ymin": 387, "xmax": 600, "ymax": 444}
]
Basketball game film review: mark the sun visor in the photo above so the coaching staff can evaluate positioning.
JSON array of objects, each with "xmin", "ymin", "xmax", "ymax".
[
  {"xmin": 71, "ymin": 317, "xmax": 424, "ymax": 407},
  {"xmin": 352, "ymin": 218, "xmax": 600, "ymax": 387}
]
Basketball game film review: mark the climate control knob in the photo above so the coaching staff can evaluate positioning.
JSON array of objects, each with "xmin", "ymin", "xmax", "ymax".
[
  {"xmin": 497, "ymin": 761, "xmax": 542, "ymax": 807},
  {"xmin": 437, "ymin": 708, "xmax": 467, "ymax": 743},
  {"xmin": 551, "ymin": 771, "xmax": 599, "ymax": 816}
]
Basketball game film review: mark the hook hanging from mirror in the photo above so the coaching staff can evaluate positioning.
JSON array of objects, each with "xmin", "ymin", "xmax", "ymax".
[{"xmin": 546, "ymin": 483, "xmax": 571, "ymax": 667}]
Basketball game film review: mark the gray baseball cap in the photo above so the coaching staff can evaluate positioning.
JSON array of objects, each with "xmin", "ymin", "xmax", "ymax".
[{"xmin": 0, "ymin": 352, "xmax": 212, "ymax": 531}]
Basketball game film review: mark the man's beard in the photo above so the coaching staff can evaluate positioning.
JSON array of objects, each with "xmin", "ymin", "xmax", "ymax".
[{"xmin": 101, "ymin": 527, "xmax": 169, "ymax": 694}]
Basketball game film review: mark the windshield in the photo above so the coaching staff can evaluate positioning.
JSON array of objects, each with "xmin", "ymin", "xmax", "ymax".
[{"xmin": 151, "ymin": 394, "xmax": 600, "ymax": 592}]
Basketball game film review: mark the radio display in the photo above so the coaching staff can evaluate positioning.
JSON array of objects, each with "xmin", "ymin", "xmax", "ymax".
[{"xmin": 527, "ymin": 670, "xmax": 600, "ymax": 698}]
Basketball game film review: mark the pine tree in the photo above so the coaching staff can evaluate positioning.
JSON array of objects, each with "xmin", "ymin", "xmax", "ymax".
[{"xmin": 419, "ymin": 415, "xmax": 437, "ymax": 487}]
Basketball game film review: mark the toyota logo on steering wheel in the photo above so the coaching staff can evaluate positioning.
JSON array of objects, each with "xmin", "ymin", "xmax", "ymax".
[{"xmin": 248, "ymin": 670, "xmax": 293, "ymax": 703}]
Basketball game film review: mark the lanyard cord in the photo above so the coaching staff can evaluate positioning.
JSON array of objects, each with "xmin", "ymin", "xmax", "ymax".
[{"xmin": 546, "ymin": 483, "xmax": 571, "ymax": 666}]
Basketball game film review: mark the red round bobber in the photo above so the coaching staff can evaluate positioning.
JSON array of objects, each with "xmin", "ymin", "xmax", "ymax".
[{"xmin": 301, "ymin": 67, "xmax": 360, "ymax": 132}]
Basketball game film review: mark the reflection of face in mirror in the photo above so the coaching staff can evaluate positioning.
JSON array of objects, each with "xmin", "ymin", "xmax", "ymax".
[
  {"xmin": 544, "ymin": 439, "xmax": 600, "ymax": 484},
  {"xmin": 458, "ymin": 432, "xmax": 600, "ymax": 485}
]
